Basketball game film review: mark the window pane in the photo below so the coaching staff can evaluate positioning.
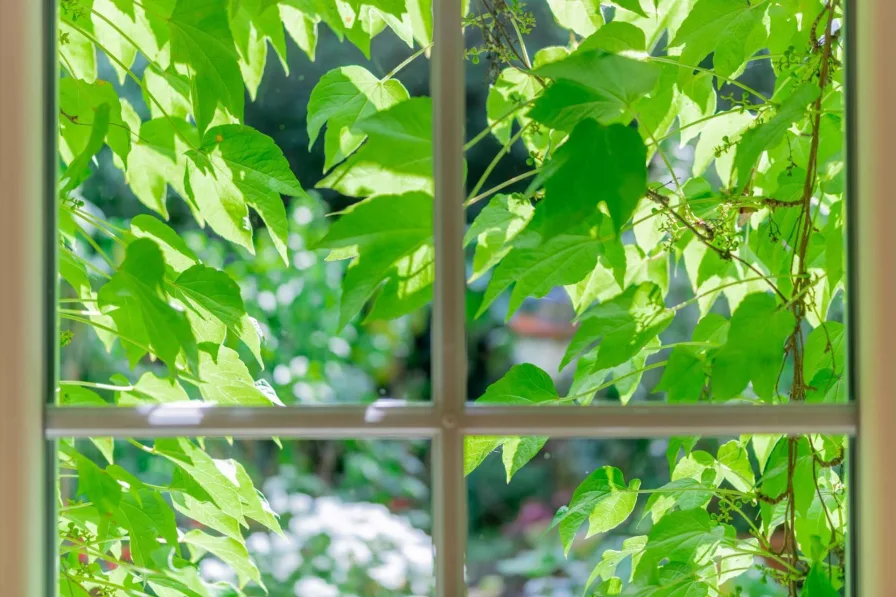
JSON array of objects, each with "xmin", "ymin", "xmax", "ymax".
[
  {"xmin": 57, "ymin": 2, "xmax": 434, "ymax": 406},
  {"xmin": 466, "ymin": 435, "xmax": 848, "ymax": 596},
  {"xmin": 463, "ymin": 2, "xmax": 848, "ymax": 408},
  {"xmin": 57, "ymin": 438, "xmax": 433, "ymax": 596}
]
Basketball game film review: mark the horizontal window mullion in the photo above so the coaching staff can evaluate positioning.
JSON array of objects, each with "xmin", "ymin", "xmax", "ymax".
[
  {"xmin": 461, "ymin": 403, "xmax": 857, "ymax": 437},
  {"xmin": 44, "ymin": 404, "xmax": 441, "ymax": 439},
  {"xmin": 46, "ymin": 403, "xmax": 856, "ymax": 438}
]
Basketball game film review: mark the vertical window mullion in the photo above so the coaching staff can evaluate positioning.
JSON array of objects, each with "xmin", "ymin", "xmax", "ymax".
[
  {"xmin": 853, "ymin": 0, "xmax": 896, "ymax": 593},
  {"xmin": 431, "ymin": 0, "xmax": 468, "ymax": 594},
  {"xmin": 0, "ymin": 0, "xmax": 51, "ymax": 595}
]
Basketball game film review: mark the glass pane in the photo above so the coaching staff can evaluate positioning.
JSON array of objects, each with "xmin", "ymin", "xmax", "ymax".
[
  {"xmin": 57, "ymin": 1, "xmax": 434, "ymax": 405},
  {"xmin": 463, "ymin": 1, "xmax": 848, "ymax": 407},
  {"xmin": 466, "ymin": 435, "xmax": 849, "ymax": 596},
  {"xmin": 57, "ymin": 438, "xmax": 433, "ymax": 596}
]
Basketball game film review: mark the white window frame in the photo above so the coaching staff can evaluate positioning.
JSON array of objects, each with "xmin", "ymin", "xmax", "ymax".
[{"xmin": 1, "ymin": 0, "xmax": 892, "ymax": 595}]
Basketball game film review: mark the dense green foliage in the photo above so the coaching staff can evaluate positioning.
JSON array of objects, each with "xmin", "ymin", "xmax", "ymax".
[{"xmin": 57, "ymin": 0, "xmax": 847, "ymax": 595}]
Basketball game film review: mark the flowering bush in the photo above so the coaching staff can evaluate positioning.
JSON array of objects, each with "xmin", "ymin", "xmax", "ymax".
[{"xmin": 199, "ymin": 468, "xmax": 434, "ymax": 597}]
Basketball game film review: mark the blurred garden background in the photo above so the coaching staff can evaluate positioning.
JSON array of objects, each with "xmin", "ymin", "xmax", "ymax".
[{"xmin": 60, "ymin": 2, "xmax": 828, "ymax": 595}]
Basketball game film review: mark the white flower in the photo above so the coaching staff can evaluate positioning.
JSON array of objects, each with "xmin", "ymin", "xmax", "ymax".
[
  {"xmin": 273, "ymin": 551, "xmax": 303, "ymax": 582},
  {"xmin": 293, "ymin": 576, "xmax": 338, "ymax": 597},
  {"xmin": 200, "ymin": 558, "xmax": 236, "ymax": 584},
  {"xmin": 369, "ymin": 551, "xmax": 408, "ymax": 590}
]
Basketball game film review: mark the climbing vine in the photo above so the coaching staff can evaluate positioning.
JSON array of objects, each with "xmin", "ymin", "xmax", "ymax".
[{"xmin": 57, "ymin": 0, "xmax": 847, "ymax": 595}]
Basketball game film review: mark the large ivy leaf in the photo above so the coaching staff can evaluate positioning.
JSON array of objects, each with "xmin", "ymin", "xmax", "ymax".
[
  {"xmin": 477, "ymin": 212, "xmax": 625, "ymax": 320},
  {"xmin": 801, "ymin": 565, "xmax": 840, "ymax": 597},
  {"xmin": 117, "ymin": 490, "xmax": 181, "ymax": 567},
  {"xmin": 733, "ymin": 83, "xmax": 820, "ymax": 190},
  {"xmin": 186, "ymin": 124, "xmax": 305, "ymax": 264},
  {"xmin": 117, "ymin": 372, "xmax": 190, "ymax": 405},
  {"xmin": 546, "ymin": 0, "xmax": 604, "ymax": 37},
  {"xmin": 552, "ymin": 466, "xmax": 640, "ymax": 555},
  {"xmin": 531, "ymin": 120, "xmax": 648, "ymax": 235},
  {"xmin": 307, "ymin": 65, "xmax": 409, "ymax": 171},
  {"xmin": 670, "ymin": 0, "xmax": 769, "ymax": 80},
  {"xmin": 167, "ymin": 0, "xmax": 244, "ymax": 133},
  {"xmin": 318, "ymin": 97, "xmax": 433, "ymax": 196},
  {"xmin": 711, "ymin": 293, "xmax": 795, "ymax": 400},
  {"xmin": 97, "ymin": 238, "xmax": 198, "ymax": 375},
  {"xmin": 561, "ymin": 283, "xmax": 673, "ymax": 371},
  {"xmin": 634, "ymin": 509, "xmax": 726, "ymax": 581},
  {"xmin": 656, "ymin": 314, "xmax": 728, "ymax": 403},
  {"xmin": 530, "ymin": 51, "xmax": 660, "ymax": 131},
  {"xmin": 315, "ymin": 192, "xmax": 433, "ymax": 327}
]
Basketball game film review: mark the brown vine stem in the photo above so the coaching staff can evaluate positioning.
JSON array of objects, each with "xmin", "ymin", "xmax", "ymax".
[
  {"xmin": 646, "ymin": 189, "xmax": 788, "ymax": 301},
  {"xmin": 782, "ymin": 3, "xmax": 838, "ymax": 593}
]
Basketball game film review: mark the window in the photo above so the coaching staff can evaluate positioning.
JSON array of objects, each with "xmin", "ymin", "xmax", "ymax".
[{"xmin": 2, "ymin": 0, "xmax": 895, "ymax": 596}]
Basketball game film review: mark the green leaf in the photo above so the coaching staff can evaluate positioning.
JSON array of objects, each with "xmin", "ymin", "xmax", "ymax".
[
  {"xmin": 501, "ymin": 437, "xmax": 548, "ymax": 482},
  {"xmin": 59, "ymin": 78, "xmax": 131, "ymax": 164},
  {"xmin": 656, "ymin": 314, "xmax": 728, "ymax": 403},
  {"xmin": 316, "ymin": 192, "xmax": 433, "ymax": 327},
  {"xmin": 530, "ymin": 52, "xmax": 660, "ymax": 130},
  {"xmin": 579, "ymin": 21, "xmax": 647, "ymax": 53},
  {"xmin": 624, "ymin": 564, "xmax": 711, "ymax": 597},
  {"xmin": 464, "ymin": 436, "xmax": 505, "ymax": 476},
  {"xmin": 117, "ymin": 489, "xmax": 181, "ymax": 567},
  {"xmin": 716, "ymin": 440, "xmax": 755, "ymax": 492},
  {"xmin": 531, "ymin": 120, "xmax": 647, "ymax": 234},
  {"xmin": 75, "ymin": 455, "xmax": 121, "ymax": 516},
  {"xmin": 97, "ymin": 238, "xmax": 198, "ymax": 376},
  {"xmin": 197, "ymin": 346, "xmax": 283, "ymax": 405},
  {"xmin": 693, "ymin": 109, "xmax": 754, "ymax": 187},
  {"xmin": 561, "ymin": 283, "xmax": 673, "ymax": 371},
  {"xmin": 476, "ymin": 363, "xmax": 560, "ymax": 405},
  {"xmin": 477, "ymin": 212, "xmax": 624, "ymax": 320},
  {"xmin": 803, "ymin": 322, "xmax": 845, "ymax": 381},
  {"xmin": 130, "ymin": 215, "xmax": 199, "ymax": 274},
  {"xmin": 644, "ymin": 478, "xmax": 714, "ymax": 523},
  {"xmin": 553, "ymin": 466, "xmax": 640, "ymax": 555},
  {"xmin": 670, "ymin": 0, "xmax": 769, "ymax": 80},
  {"xmin": 586, "ymin": 536, "xmax": 647, "ymax": 591},
  {"xmin": 733, "ymin": 83, "xmax": 820, "ymax": 190},
  {"xmin": 117, "ymin": 372, "xmax": 190, "ymax": 405},
  {"xmin": 125, "ymin": 117, "xmax": 199, "ymax": 219},
  {"xmin": 171, "ymin": 492, "xmax": 244, "ymax": 543},
  {"xmin": 60, "ymin": 103, "xmax": 109, "ymax": 195},
  {"xmin": 183, "ymin": 530, "xmax": 263, "ymax": 589},
  {"xmin": 318, "ymin": 97, "xmax": 434, "ymax": 196},
  {"xmin": 156, "ymin": 438, "xmax": 247, "ymax": 526},
  {"xmin": 280, "ymin": 2, "xmax": 319, "ymax": 60},
  {"xmin": 611, "ymin": 0, "xmax": 648, "ymax": 17},
  {"xmin": 485, "ymin": 67, "xmax": 540, "ymax": 145},
  {"xmin": 230, "ymin": 0, "xmax": 289, "ymax": 100},
  {"xmin": 187, "ymin": 124, "xmax": 306, "ymax": 264},
  {"xmin": 465, "ymin": 194, "xmax": 534, "ymax": 282},
  {"xmin": 801, "ymin": 565, "xmax": 840, "ymax": 597},
  {"xmin": 168, "ymin": 0, "xmax": 244, "ymax": 133},
  {"xmin": 635, "ymin": 509, "xmax": 725, "ymax": 581},
  {"xmin": 546, "ymin": 0, "xmax": 604, "ymax": 37},
  {"xmin": 711, "ymin": 293, "xmax": 795, "ymax": 400},
  {"xmin": 308, "ymin": 66, "xmax": 409, "ymax": 171}
]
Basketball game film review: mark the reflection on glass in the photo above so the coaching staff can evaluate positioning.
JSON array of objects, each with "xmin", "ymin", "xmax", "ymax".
[
  {"xmin": 57, "ymin": 2, "xmax": 434, "ymax": 406},
  {"xmin": 462, "ymin": 2, "xmax": 847, "ymax": 407},
  {"xmin": 58, "ymin": 439, "xmax": 432, "ymax": 596},
  {"xmin": 466, "ymin": 435, "xmax": 848, "ymax": 597}
]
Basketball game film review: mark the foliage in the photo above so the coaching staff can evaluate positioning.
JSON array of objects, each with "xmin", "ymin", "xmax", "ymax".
[
  {"xmin": 57, "ymin": 0, "xmax": 848, "ymax": 595},
  {"xmin": 461, "ymin": 1, "xmax": 848, "ymax": 596}
]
